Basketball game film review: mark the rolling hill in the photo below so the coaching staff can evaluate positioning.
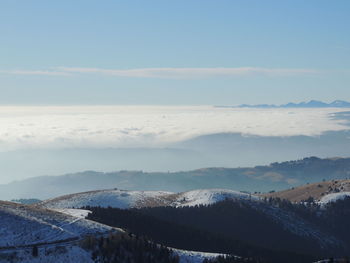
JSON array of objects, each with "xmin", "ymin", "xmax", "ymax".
[
  {"xmin": 4, "ymin": 179, "xmax": 350, "ymax": 262},
  {"xmin": 0, "ymin": 201, "xmax": 114, "ymax": 247},
  {"xmin": 36, "ymin": 187, "xmax": 344, "ymax": 257},
  {"xmin": 263, "ymin": 179, "xmax": 350, "ymax": 202},
  {"xmin": 37, "ymin": 189, "xmax": 257, "ymax": 210}
]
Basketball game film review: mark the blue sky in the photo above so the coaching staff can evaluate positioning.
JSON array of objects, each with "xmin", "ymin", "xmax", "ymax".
[{"xmin": 0, "ymin": 0, "xmax": 349, "ymax": 105}]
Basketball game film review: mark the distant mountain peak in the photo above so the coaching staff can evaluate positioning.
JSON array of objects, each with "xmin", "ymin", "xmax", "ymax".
[{"xmin": 233, "ymin": 100, "xmax": 350, "ymax": 108}]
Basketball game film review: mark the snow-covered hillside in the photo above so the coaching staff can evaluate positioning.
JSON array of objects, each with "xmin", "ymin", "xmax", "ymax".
[
  {"xmin": 0, "ymin": 245, "xmax": 94, "ymax": 263},
  {"xmin": 36, "ymin": 188, "xmax": 344, "ymax": 250},
  {"xmin": 38, "ymin": 189, "xmax": 174, "ymax": 209},
  {"xmin": 0, "ymin": 244, "xmax": 229, "ymax": 263},
  {"xmin": 0, "ymin": 200, "xmax": 237, "ymax": 263},
  {"xmin": 0, "ymin": 201, "xmax": 114, "ymax": 247},
  {"xmin": 173, "ymin": 249, "xmax": 228, "ymax": 263},
  {"xmin": 173, "ymin": 189, "xmax": 258, "ymax": 207},
  {"xmin": 35, "ymin": 187, "xmax": 346, "ymax": 252},
  {"xmin": 37, "ymin": 188, "xmax": 259, "ymax": 210}
]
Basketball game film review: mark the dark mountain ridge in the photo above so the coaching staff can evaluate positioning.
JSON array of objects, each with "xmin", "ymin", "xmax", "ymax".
[
  {"xmin": 2, "ymin": 156, "xmax": 350, "ymax": 200},
  {"xmin": 84, "ymin": 196, "xmax": 350, "ymax": 262}
]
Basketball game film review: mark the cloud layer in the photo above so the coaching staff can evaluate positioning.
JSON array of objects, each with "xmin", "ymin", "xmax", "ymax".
[{"xmin": 0, "ymin": 106, "xmax": 347, "ymax": 151}]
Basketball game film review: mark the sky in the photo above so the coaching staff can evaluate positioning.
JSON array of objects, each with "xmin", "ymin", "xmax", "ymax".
[{"xmin": 0, "ymin": 0, "xmax": 349, "ymax": 105}]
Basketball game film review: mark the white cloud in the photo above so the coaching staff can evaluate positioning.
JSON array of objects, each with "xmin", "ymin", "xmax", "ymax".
[
  {"xmin": 0, "ymin": 67, "xmax": 318, "ymax": 78},
  {"xmin": 59, "ymin": 67, "xmax": 318, "ymax": 78}
]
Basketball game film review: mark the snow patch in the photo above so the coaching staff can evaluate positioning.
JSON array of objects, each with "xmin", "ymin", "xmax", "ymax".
[
  {"xmin": 53, "ymin": 208, "xmax": 91, "ymax": 219},
  {"xmin": 174, "ymin": 189, "xmax": 259, "ymax": 207},
  {"xmin": 173, "ymin": 248, "xmax": 228, "ymax": 263},
  {"xmin": 319, "ymin": 192, "xmax": 350, "ymax": 205},
  {"xmin": 0, "ymin": 245, "xmax": 94, "ymax": 263}
]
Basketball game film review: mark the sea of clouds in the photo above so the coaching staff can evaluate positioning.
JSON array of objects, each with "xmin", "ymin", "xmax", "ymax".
[{"xmin": 0, "ymin": 106, "xmax": 348, "ymax": 151}]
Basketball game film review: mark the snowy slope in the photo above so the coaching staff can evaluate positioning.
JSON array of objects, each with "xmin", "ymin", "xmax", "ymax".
[
  {"xmin": 36, "ymin": 188, "xmax": 343, "ymax": 250},
  {"xmin": 319, "ymin": 192, "xmax": 350, "ymax": 205},
  {"xmin": 0, "ymin": 200, "xmax": 235, "ymax": 263},
  {"xmin": 38, "ymin": 189, "xmax": 174, "ymax": 209},
  {"xmin": 0, "ymin": 201, "xmax": 114, "ymax": 247},
  {"xmin": 38, "ymin": 188, "xmax": 259, "ymax": 210},
  {"xmin": 173, "ymin": 249, "xmax": 228, "ymax": 263},
  {"xmin": 0, "ymin": 244, "xmax": 229, "ymax": 263},
  {"xmin": 173, "ymin": 189, "xmax": 259, "ymax": 207},
  {"xmin": 53, "ymin": 208, "xmax": 92, "ymax": 219},
  {"xmin": 0, "ymin": 245, "xmax": 94, "ymax": 263}
]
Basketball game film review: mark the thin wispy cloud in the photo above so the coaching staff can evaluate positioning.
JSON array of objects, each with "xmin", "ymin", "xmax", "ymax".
[
  {"xmin": 0, "ymin": 67, "xmax": 318, "ymax": 79},
  {"xmin": 0, "ymin": 70, "xmax": 70, "ymax": 76},
  {"xmin": 59, "ymin": 67, "xmax": 318, "ymax": 79}
]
